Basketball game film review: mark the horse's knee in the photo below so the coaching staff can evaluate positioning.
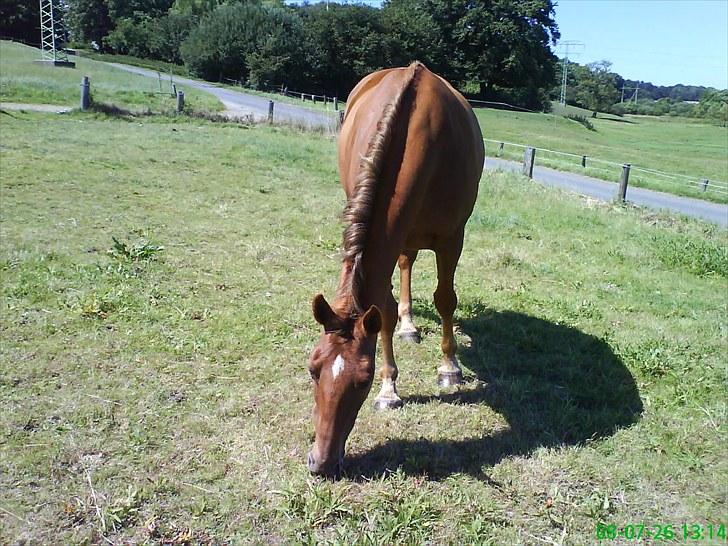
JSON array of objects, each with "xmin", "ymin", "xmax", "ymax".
[{"xmin": 434, "ymin": 286, "xmax": 457, "ymax": 317}]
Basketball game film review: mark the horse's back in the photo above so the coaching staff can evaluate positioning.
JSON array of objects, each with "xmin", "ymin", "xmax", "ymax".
[{"xmin": 339, "ymin": 63, "xmax": 484, "ymax": 251}]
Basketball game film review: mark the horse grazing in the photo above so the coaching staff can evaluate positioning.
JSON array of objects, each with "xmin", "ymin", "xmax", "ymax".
[{"xmin": 307, "ymin": 62, "xmax": 484, "ymax": 478}]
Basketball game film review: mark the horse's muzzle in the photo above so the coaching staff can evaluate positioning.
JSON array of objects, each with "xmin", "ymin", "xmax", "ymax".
[{"xmin": 307, "ymin": 450, "xmax": 343, "ymax": 479}]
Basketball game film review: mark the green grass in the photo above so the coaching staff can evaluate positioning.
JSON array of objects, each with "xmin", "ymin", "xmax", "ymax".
[
  {"xmin": 1, "ymin": 111, "xmax": 727, "ymax": 544},
  {"xmin": 476, "ymin": 106, "xmax": 728, "ymax": 203},
  {"xmin": 0, "ymin": 41, "xmax": 222, "ymax": 114}
]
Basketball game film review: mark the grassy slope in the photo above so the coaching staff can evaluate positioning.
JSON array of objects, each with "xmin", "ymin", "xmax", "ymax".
[
  {"xmin": 0, "ymin": 41, "xmax": 222, "ymax": 113},
  {"xmin": 475, "ymin": 107, "xmax": 728, "ymax": 203},
  {"xmin": 1, "ymin": 112, "xmax": 726, "ymax": 544}
]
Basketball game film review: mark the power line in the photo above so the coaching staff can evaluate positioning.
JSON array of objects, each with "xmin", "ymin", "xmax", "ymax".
[{"xmin": 556, "ymin": 41, "xmax": 584, "ymax": 105}]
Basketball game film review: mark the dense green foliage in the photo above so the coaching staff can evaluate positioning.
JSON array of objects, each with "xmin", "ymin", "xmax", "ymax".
[
  {"xmin": 3, "ymin": 0, "xmax": 723, "ymax": 115},
  {"xmin": 0, "ymin": 0, "xmax": 41, "ymax": 45},
  {"xmin": 553, "ymin": 59, "xmax": 726, "ymax": 123},
  {"xmin": 55, "ymin": 0, "xmax": 560, "ymax": 109}
]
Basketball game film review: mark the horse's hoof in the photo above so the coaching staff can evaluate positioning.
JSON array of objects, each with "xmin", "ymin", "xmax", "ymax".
[
  {"xmin": 397, "ymin": 330, "xmax": 421, "ymax": 344},
  {"xmin": 373, "ymin": 397, "xmax": 403, "ymax": 410},
  {"xmin": 437, "ymin": 371, "xmax": 463, "ymax": 388}
]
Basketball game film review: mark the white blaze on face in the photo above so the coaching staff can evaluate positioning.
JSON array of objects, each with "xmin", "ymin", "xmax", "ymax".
[{"xmin": 331, "ymin": 354, "xmax": 345, "ymax": 380}]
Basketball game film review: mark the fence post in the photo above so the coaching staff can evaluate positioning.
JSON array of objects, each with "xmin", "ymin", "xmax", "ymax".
[
  {"xmin": 701, "ymin": 179, "xmax": 709, "ymax": 192},
  {"xmin": 80, "ymin": 76, "xmax": 90, "ymax": 110},
  {"xmin": 268, "ymin": 100, "xmax": 274, "ymax": 123},
  {"xmin": 176, "ymin": 90, "xmax": 185, "ymax": 113},
  {"xmin": 312, "ymin": 95, "xmax": 317, "ymax": 105},
  {"xmin": 582, "ymin": 155, "xmax": 587, "ymax": 168},
  {"xmin": 617, "ymin": 164, "xmax": 630, "ymax": 202},
  {"xmin": 334, "ymin": 97, "xmax": 338, "ymax": 111},
  {"xmin": 172, "ymin": 84, "xmax": 177, "ymax": 98},
  {"xmin": 499, "ymin": 142, "xmax": 504, "ymax": 155},
  {"xmin": 522, "ymin": 147, "xmax": 535, "ymax": 178}
]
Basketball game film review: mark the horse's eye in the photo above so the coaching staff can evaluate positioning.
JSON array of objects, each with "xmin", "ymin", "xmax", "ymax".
[{"xmin": 309, "ymin": 369, "xmax": 319, "ymax": 384}]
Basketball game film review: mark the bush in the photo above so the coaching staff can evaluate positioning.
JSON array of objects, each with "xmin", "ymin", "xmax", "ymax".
[
  {"xmin": 104, "ymin": 13, "xmax": 195, "ymax": 64},
  {"xmin": 566, "ymin": 113, "xmax": 595, "ymax": 131},
  {"xmin": 104, "ymin": 17, "xmax": 153, "ymax": 58},
  {"xmin": 246, "ymin": 8, "xmax": 306, "ymax": 90},
  {"xmin": 180, "ymin": 3, "xmax": 270, "ymax": 82}
]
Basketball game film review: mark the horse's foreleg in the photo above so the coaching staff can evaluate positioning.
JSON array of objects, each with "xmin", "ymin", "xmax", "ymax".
[
  {"xmin": 396, "ymin": 250, "xmax": 420, "ymax": 343},
  {"xmin": 373, "ymin": 291, "xmax": 403, "ymax": 409},
  {"xmin": 434, "ymin": 230, "xmax": 465, "ymax": 387}
]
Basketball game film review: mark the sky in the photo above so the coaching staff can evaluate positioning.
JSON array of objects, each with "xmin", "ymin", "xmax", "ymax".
[{"xmin": 554, "ymin": 0, "xmax": 728, "ymax": 89}]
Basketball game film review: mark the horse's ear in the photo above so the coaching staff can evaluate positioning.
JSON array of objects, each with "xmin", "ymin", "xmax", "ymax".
[
  {"xmin": 312, "ymin": 294, "xmax": 336, "ymax": 328},
  {"xmin": 361, "ymin": 305, "xmax": 382, "ymax": 336}
]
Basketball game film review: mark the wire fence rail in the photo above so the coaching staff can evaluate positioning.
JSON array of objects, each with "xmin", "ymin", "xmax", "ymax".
[{"xmin": 484, "ymin": 138, "xmax": 728, "ymax": 198}]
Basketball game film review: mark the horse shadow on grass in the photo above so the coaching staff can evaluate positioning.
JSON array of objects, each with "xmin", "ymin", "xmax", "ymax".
[{"xmin": 346, "ymin": 301, "xmax": 643, "ymax": 481}]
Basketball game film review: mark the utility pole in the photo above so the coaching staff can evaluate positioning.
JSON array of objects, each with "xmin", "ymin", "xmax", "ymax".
[
  {"xmin": 620, "ymin": 83, "xmax": 641, "ymax": 103},
  {"xmin": 556, "ymin": 41, "xmax": 584, "ymax": 105}
]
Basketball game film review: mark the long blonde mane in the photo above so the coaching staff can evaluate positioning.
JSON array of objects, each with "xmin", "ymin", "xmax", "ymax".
[{"xmin": 340, "ymin": 62, "xmax": 423, "ymax": 314}]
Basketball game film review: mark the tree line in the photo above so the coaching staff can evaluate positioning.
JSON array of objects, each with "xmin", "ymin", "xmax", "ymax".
[
  {"xmin": 2, "ymin": 0, "xmax": 561, "ymax": 110},
  {"xmin": 2, "ymin": 0, "xmax": 724, "ymax": 123},
  {"xmin": 553, "ymin": 59, "xmax": 727, "ymax": 124}
]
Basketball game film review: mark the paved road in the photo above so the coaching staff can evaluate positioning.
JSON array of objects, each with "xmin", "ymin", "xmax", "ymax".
[
  {"xmin": 486, "ymin": 157, "xmax": 728, "ymax": 227},
  {"xmin": 108, "ymin": 62, "xmax": 337, "ymax": 129},
  {"xmin": 106, "ymin": 61, "xmax": 728, "ymax": 227}
]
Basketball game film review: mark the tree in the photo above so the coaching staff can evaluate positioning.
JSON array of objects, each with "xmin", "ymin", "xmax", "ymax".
[
  {"xmin": 246, "ymin": 7, "xmax": 305, "ymax": 89},
  {"xmin": 696, "ymin": 89, "xmax": 728, "ymax": 126},
  {"xmin": 382, "ymin": 0, "xmax": 560, "ymax": 110},
  {"xmin": 106, "ymin": 0, "xmax": 174, "ymax": 21},
  {"xmin": 0, "ymin": 0, "xmax": 40, "ymax": 46},
  {"xmin": 381, "ymin": 0, "xmax": 445, "ymax": 71},
  {"xmin": 571, "ymin": 61, "xmax": 619, "ymax": 113},
  {"xmin": 66, "ymin": 0, "xmax": 113, "ymax": 48},
  {"xmin": 180, "ymin": 2, "xmax": 271, "ymax": 82},
  {"xmin": 299, "ymin": 4, "xmax": 392, "ymax": 97}
]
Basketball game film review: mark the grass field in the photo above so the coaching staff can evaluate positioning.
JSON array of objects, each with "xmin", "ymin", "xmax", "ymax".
[
  {"xmin": 475, "ymin": 106, "xmax": 728, "ymax": 203},
  {"xmin": 1, "ymin": 110, "xmax": 726, "ymax": 544},
  {"xmin": 0, "ymin": 41, "xmax": 222, "ymax": 114}
]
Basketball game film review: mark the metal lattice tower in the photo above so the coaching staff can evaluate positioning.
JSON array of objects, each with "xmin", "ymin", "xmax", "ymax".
[
  {"xmin": 39, "ymin": 0, "xmax": 72, "ymax": 65},
  {"xmin": 556, "ymin": 41, "xmax": 584, "ymax": 105}
]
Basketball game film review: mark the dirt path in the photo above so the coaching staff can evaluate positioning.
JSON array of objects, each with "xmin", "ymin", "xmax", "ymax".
[{"xmin": 1, "ymin": 102, "xmax": 72, "ymax": 113}]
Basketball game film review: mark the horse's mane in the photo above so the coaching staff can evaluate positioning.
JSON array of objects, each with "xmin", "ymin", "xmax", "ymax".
[{"xmin": 340, "ymin": 61, "xmax": 423, "ymax": 315}]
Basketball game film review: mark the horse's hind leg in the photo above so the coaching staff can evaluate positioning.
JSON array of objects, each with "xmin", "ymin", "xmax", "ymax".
[
  {"xmin": 397, "ymin": 250, "xmax": 420, "ymax": 343},
  {"xmin": 434, "ymin": 229, "xmax": 465, "ymax": 387}
]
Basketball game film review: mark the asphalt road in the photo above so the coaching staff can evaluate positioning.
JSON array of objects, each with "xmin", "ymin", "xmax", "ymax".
[
  {"xmin": 108, "ymin": 61, "xmax": 728, "ymax": 227},
  {"xmin": 486, "ymin": 158, "xmax": 728, "ymax": 227},
  {"xmin": 108, "ymin": 62, "xmax": 337, "ymax": 129}
]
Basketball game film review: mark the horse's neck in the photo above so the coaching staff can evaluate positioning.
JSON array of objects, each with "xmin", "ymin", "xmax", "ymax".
[{"xmin": 334, "ymin": 237, "xmax": 404, "ymax": 318}]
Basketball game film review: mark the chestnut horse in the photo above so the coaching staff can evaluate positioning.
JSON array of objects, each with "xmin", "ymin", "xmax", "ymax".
[{"xmin": 307, "ymin": 62, "xmax": 484, "ymax": 478}]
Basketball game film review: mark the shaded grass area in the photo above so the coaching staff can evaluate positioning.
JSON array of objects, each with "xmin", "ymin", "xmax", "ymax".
[
  {"xmin": 476, "ymin": 106, "xmax": 728, "ymax": 203},
  {"xmin": 1, "ymin": 113, "xmax": 726, "ymax": 544},
  {"xmin": 0, "ymin": 41, "xmax": 222, "ymax": 114}
]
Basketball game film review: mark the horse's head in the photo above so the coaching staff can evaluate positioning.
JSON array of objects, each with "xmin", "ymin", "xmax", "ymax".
[{"xmin": 307, "ymin": 294, "xmax": 381, "ymax": 478}]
